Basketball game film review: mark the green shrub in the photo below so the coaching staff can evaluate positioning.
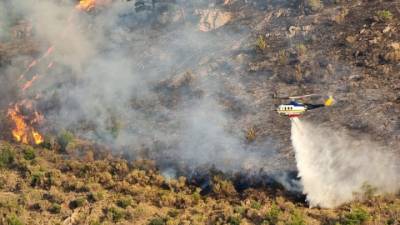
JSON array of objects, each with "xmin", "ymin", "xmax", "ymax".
[
  {"xmin": 44, "ymin": 170, "xmax": 60, "ymax": 188},
  {"xmin": 234, "ymin": 206, "xmax": 245, "ymax": 215},
  {"xmin": 23, "ymin": 147, "xmax": 36, "ymax": 160},
  {"xmin": 289, "ymin": 210, "xmax": 306, "ymax": 225},
  {"xmin": 149, "ymin": 217, "xmax": 166, "ymax": 225},
  {"xmin": 88, "ymin": 191, "xmax": 104, "ymax": 202},
  {"xmin": 168, "ymin": 209, "xmax": 179, "ymax": 218},
  {"xmin": 277, "ymin": 50, "xmax": 288, "ymax": 65},
  {"xmin": 116, "ymin": 196, "xmax": 132, "ymax": 209},
  {"xmin": 263, "ymin": 203, "xmax": 281, "ymax": 225},
  {"xmin": 108, "ymin": 207, "xmax": 125, "ymax": 222},
  {"xmin": 227, "ymin": 216, "xmax": 241, "ymax": 225},
  {"xmin": 31, "ymin": 171, "xmax": 45, "ymax": 187},
  {"xmin": 69, "ymin": 197, "xmax": 86, "ymax": 209},
  {"xmin": 246, "ymin": 127, "xmax": 256, "ymax": 142},
  {"xmin": 387, "ymin": 218, "xmax": 395, "ymax": 225},
  {"xmin": 57, "ymin": 130, "xmax": 74, "ymax": 152},
  {"xmin": 376, "ymin": 10, "xmax": 393, "ymax": 21},
  {"xmin": 296, "ymin": 44, "xmax": 307, "ymax": 56},
  {"xmin": 0, "ymin": 145, "xmax": 15, "ymax": 168},
  {"xmin": 256, "ymin": 35, "xmax": 267, "ymax": 50},
  {"xmin": 7, "ymin": 214, "xmax": 24, "ymax": 225},
  {"xmin": 251, "ymin": 200, "xmax": 262, "ymax": 210},
  {"xmin": 192, "ymin": 189, "xmax": 201, "ymax": 204},
  {"xmin": 49, "ymin": 203, "xmax": 61, "ymax": 214},
  {"xmin": 342, "ymin": 208, "xmax": 371, "ymax": 225}
]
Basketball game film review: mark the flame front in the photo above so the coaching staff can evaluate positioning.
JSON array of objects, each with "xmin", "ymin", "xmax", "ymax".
[
  {"xmin": 22, "ymin": 75, "xmax": 39, "ymax": 91},
  {"xmin": 8, "ymin": 107, "xmax": 29, "ymax": 144},
  {"xmin": 76, "ymin": 0, "xmax": 96, "ymax": 11},
  {"xmin": 7, "ymin": 105, "xmax": 43, "ymax": 145}
]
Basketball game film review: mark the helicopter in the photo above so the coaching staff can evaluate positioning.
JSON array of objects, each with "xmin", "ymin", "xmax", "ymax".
[{"xmin": 275, "ymin": 94, "xmax": 334, "ymax": 118}]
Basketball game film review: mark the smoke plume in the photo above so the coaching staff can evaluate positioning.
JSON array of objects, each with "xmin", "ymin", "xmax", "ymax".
[
  {"xmin": 0, "ymin": 0, "xmax": 293, "ymax": 178},
  {"xmin": 291, "ymin": 117, "xmax": 400, "ymax": 208}
]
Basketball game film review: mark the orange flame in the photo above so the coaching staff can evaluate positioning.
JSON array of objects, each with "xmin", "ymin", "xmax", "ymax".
[
  {"xmin": 32, "ymin": 131, "xmax": 44, "ymax": 145},
  {"xmin": 8, "ymin": 106, "xmax": 29, "ymax": 144},
  {"xmin": 7, "ymin": 105, "xmax": 43, "ymax": 145},
  {"xmin": 76, "ymin": 0, "xmax": 96, "ymax": 11}
]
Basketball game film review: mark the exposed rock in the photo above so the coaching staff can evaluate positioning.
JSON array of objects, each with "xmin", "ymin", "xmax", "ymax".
[
  {"xmin": 349, "ymin": 74, "xmax": 363, "ymax": 81},
  {"xmin": 383, "ymin": 25, "xmax": 392, "ymax": 33},
  {"xmin": 389, "ymin": 42, "xmax": 400, "ymax": 50},
  {"xmin": 331, "ymin": 7, "xmax": 349, "ymax": 24},
  {"xmin": 384, "ymin": 50, "xmax": 400, "ymax": 62},
  {"xmin": 197, "ymin": 9, "xmax": 232, "ymax": 32},
  {"xmin": 345, "ymin": 35, "xmax": 356, "ymax": 45},
  {"xmin": 157, "ymin": 5, "xmax": 184, "ymax": 25},
  {"xmin": 288, "ymin": 26, "xmax": 300, "ymax": 38}
]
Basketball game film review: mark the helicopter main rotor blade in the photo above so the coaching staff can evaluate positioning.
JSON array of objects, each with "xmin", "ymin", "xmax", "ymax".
[{"xmin": 288, "ymin": 94, "xmax": 320, "ymax": 99}]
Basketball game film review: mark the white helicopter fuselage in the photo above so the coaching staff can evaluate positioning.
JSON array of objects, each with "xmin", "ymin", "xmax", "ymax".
[
  {"xmin": 276, "ymin": 104, "xmax": 306, "ymax": 117},
  {"xmin": 275, "ymin": 95, "xmax": 333, "ymax": 118}
]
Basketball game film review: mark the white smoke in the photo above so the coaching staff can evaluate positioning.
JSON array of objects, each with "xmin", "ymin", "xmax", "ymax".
[
  {"xmin": 1, "ymin": 0, "xmax": 292, "ymax": 176},
  {"xmin": 291, "ymin": 117, "xmax": 400, "ymax": 208}
]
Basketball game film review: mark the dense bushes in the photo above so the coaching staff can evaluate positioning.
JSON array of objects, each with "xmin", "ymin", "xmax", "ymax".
[
  {"xmin": 57, "ymin": 130, "xmax": 74, "ymax": 152},
  {"xmin": 0, "ymin": 141, "xmax": 399, "ymax": 224},
  {"xmin": 341, "ymin": 208, "xmax": 371, "ymax": 225},
  {"xmin": 0, "ymin": 144, "xmax": 15, "ymax": 168}
]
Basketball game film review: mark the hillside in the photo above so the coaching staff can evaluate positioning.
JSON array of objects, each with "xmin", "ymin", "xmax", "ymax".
[{"xmin": 0, "ymin": 0, "xmax": 400, "ymax": 224}]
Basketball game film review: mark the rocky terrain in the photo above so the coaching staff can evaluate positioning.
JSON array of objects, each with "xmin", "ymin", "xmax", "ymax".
[{"xmin": 0, "ymin": 0, "xmax": 400, "ymax": 224}]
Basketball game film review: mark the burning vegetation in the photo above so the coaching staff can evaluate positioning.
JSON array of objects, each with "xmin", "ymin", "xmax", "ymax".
[
  {"xmin": 76, "ymin": 0, "xmax": 96, "ymax": 11},
  {"xmin": 76, "ymin": 0, "xmax": 98, "ymax": 11},
  {"xmin": 7, "ymin": 104, "xmax": 43, "ymax": 145}
]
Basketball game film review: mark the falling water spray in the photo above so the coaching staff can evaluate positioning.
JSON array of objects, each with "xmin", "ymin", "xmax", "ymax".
[{"xmin": 291, "ymin": 117, "xmax": 400, "ymax": 208}]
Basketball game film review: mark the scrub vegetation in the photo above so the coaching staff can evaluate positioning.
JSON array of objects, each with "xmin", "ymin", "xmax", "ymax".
[{"xmin": 0, "ymin": 141, "xmax": 399, "ymax": 225}]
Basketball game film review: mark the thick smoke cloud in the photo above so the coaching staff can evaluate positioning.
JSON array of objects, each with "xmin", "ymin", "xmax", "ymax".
[
  {"xmin": 291, "ymin": 118, "xmax": 400, "ymax": 208},
  {"xmin": 1, "ymin": 0, "xmax": 290, "ymax": 176}
]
